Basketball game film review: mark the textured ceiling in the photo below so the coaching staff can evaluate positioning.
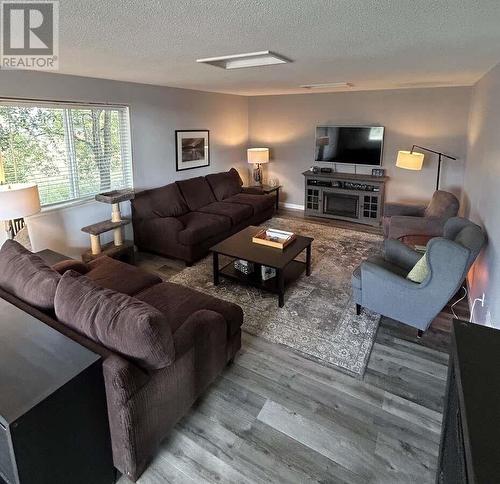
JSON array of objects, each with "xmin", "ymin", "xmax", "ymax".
[{"xmin": 56, "ymin": 0, "xmax": 500, "ymax": 95}]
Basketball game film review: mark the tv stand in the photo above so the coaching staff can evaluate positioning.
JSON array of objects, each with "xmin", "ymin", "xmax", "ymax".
[{"xmin": 302, "ymin": 170, "xmax": 388, "ymax": 227}]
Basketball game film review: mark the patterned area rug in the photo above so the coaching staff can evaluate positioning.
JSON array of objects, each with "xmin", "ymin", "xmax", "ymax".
[{"xmin": 168, "ymin": 217, "xmax": 383, "ymax": 377}]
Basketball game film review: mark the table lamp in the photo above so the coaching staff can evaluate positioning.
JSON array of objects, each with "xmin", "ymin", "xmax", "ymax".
[
  {"xmin": 247, "ymin": 148, "xmax": 269, "ymax": 186},
  {"xmin": 0, "ymin": 183, "xmax": 41, "ymax": 240},
  {"xmin": 396, "ymin": 145, "xmax": 456, "ymax": 190}
]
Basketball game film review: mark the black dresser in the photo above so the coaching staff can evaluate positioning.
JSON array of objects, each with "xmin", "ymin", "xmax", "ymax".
[
  {"xmin": 437, "ymin": 319, "xmax": 500, "ymax": 483},
  {"xmin": 0, "ymin": 297, "xmax": 114, "ymax": 484}
]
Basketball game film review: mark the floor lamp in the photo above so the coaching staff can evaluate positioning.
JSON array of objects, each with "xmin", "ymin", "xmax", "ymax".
[
  {"xmin": 396, "ymin": 145, "xmax": 456, "ymax": 191},
  {"xmin": 0, "ymin": 183, "xmax": 41, "ymax": 240}
]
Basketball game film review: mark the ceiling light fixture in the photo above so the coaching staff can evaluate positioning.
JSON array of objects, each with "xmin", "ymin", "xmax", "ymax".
[
  {"xmin": 196, "ymin": 51, "xmax": 290, "ymax": 70},
  {"xmin": 300, "ymin": 82, "xmax": 353, "ymax": 89}
]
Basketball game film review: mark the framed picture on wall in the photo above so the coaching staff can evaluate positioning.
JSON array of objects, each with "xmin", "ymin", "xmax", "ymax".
[{"xmin": 175, "ymin": 130, "xmax": 210, "ymax": 171}]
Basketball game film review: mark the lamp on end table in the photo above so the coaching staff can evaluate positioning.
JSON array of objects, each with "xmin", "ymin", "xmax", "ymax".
[
  {"xmin": 247, "ymin": 147, "xmax": 269, "ymax": 186},
  {"xmin": 0, "ymin": 183, "xmax": 41, "ymax": 240}
]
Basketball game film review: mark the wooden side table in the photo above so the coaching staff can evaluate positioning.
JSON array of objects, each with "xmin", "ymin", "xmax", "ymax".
[
  {"xmin": 243, "ymin": 185, "xmax": 282, "ymax": 211},
  {"xmin": 398, "ymin": 234, "xmax": 433, "ymax": 253}
]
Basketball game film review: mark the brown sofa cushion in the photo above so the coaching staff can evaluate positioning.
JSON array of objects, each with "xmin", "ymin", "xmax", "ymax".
[
  {"xmin": 224, "ymin": 192, "xmax": 276, "ymax": 215},
  {"xmin": 196, "ymin": 201, "xmax": 252, "ymax": 225},
  {"xmin": 86, "ymin": 256, "xmax": 161, "ymax": 296},
  {"xmin": 136, "ymin": 281, "xmax": 243, "ymax": 337},
  {"xmin": 176, "ymin": 176, "xmax": 216, "ymax": 211},
  {"xmin": 0, "ymin": 240, "xmax": 60, "ymax": 311},
  {"xmin": 177, "ymin": 212, "xmax": 231, "ymax": 245},
  {"xmin": 55, "ymin": 271, "xmax": 175, "ymax": 370},
  {"xmin": 132, "ymin": 183, "xmax": 189, "ymax": 219},
  {"xmin": 206, "ymin": 168, "xmax": 243, "ymax": 201}
]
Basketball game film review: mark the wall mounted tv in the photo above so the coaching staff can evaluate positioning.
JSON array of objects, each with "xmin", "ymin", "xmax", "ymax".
[{"xmin": 315, "ymin": 126, "xmax": 384, "ymax": 166}]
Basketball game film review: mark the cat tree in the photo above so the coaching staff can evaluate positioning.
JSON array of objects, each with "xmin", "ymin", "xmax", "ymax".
[{"xmin": 81, "ymin": 189, "xmax": 135, "ymax": 263}]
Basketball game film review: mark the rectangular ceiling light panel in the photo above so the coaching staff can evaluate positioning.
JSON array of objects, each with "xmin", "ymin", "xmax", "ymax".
[
  {"xmin": 300, "ymin": 82, "xmax": 353, "ymax": 89},
  {"xmin": 196, "ymin": 51, "xmax": 289, "ymax": 70}
]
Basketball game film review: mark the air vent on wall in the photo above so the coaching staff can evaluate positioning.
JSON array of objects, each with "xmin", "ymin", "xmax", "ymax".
[{"xmin": 196, "ymin": 51, "xmax": 290, "ymax": 70}]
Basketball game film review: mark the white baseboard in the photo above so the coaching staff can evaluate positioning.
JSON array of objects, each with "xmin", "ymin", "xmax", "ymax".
[{"xmin": 280, "ymin": 202, "xmax": 305, "ymax": 211}]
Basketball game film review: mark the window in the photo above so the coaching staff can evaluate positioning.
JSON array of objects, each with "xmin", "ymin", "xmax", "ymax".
[{"xmin": 0, "ymin": 100, "xmax": 133, "ymax": 207}]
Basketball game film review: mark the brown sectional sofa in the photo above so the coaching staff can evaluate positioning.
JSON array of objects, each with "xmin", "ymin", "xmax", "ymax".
[
  {"xmin": 0, "ymin": 241, "xmax": 243, "ymax": 481},
  {"xmin": 132, "ymin": 168, "xmax": 276, "ymax": 264}
]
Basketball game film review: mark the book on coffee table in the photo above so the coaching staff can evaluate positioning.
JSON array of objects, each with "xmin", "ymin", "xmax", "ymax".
[{"xmin": 252, "ymin": 228, "xmax": 296, "ymax": 250}]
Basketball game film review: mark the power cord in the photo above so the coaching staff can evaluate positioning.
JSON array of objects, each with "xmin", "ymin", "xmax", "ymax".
[
  {"xmin": 469, "ymin": 294, "xmax": 485, "ymax": 323},
  {"xmin": 451, "ymin": 286, "xmax": 467, "ymax": 319}
]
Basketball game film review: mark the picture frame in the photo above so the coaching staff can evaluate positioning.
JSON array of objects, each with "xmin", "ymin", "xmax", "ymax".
[{"xmin": 175, "ymin": 130, "xmax": 210, "ymax": 171}]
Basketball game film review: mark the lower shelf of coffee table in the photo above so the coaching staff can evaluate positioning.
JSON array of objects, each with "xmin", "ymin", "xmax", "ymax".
[{"xmin": 219, "ymin": 259, "xmax": 305, "ymax": 294}]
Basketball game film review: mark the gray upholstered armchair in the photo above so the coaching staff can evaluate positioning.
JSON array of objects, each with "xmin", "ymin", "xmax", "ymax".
[
  {"xmin": 352, "ymin": 217, "xmax": 485, "ymax": 334},
  {"xmin": 383, "ymin": 190, "xmax": 459, "ymax": 240}
]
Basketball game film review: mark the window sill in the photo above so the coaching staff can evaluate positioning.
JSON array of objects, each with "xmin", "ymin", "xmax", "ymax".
[{"xmin": 28, "ymin": 197, "xmax": 98, "ymax": 219}]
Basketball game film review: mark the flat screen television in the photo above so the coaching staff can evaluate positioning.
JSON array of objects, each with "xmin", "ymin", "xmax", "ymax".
[{"xmin": 315, "ymin": 126, "xmax": 384, "ymax": 166}]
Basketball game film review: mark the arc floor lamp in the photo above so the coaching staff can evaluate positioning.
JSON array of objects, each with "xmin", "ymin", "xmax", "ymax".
[{"xmin": 396, "ymin": 145, "xmax": 456, "ymax": 191}]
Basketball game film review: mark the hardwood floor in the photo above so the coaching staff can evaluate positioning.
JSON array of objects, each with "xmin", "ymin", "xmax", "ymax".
[
  {"xmin": 121, "ymin": 311, "xmax": 466, "ymax": 483},
  {"xmin": 123, "ymin": 212, "xmax": 468, "ymax": 483}
]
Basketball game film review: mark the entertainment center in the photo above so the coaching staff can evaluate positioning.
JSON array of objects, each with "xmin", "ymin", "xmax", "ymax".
[{"xmin": 303, "ymin": 170, "xmax": 388, "ymax": 227}]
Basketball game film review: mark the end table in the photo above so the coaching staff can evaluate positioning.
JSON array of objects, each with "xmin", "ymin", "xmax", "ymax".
[{"xmin": 243, "ymin": 185, "xmax": 282, "ymax": 211}]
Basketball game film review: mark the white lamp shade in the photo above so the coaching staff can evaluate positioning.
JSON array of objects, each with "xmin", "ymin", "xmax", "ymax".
[
  {"xmin": 396, "ymin": 150, "xmax": 424, "ymax": 171},
  {"xmin": 0, "ymin": 183, "xmax": 41, "ymax": 220},
  {"xmin": 247, "ymin": 148, "xmax": 269, "ymax": 164}
]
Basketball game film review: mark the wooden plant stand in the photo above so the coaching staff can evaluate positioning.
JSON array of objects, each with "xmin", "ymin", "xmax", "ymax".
[{"xmin": 81, "ymin": 189, "xmax": 135, "ymax": 263}]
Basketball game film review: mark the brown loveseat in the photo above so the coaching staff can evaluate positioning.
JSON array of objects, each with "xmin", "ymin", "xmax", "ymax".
[
  {"xmin": 0, "ymin": 241, "xmax": 243, "ymax": 482},
  {"xmin": 132, "ymin": 168, "xmax": 276, "ymax": 264}
]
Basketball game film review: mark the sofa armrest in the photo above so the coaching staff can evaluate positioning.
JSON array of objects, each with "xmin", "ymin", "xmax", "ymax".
[
  {"xmin": 384, "ymin": 239, "xmax": 422, "ymax": 270},
  {"xmin": 133, "ymin": 216, "xmax": 184, "ymax": 249},
  {"xmin": 361, "ymin": 260, "xmax": 419, "ymax": 292},
  {"xmin": 51, "ymin": 259, "xmax": 89, "ymax": 275},
  {"xmin": 387, "ymin": 216, "xmax": 445, "ymax": 240},
  {"xmin": 102, "ymin": 354, "xmax": 151, "ymax": 406},
  {"xmin": 174, "ymin": 309, "xmax": 227, "ymax": 358},
  {"xmin": 384, "ymin": 202, "xmax": 426, "ymax": 217}
]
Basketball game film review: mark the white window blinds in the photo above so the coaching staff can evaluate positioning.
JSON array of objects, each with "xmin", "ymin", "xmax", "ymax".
[{"xmin": 0, "ymin": 100, "xmax": 133, "ymax": 207}]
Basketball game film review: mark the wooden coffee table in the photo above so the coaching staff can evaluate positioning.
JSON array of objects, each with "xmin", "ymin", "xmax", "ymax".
[{"xmin": 210, "ymin": 226, "xmax": 313, "ymax": 307}]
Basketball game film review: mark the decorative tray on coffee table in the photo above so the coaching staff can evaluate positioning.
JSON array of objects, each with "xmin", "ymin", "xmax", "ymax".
[{"xmin": 252, "ymin": 228, "xmax": 296, "ymax": 250}]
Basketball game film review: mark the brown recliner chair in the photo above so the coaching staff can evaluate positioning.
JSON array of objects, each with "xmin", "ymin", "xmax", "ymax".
[{"xmin": 383, "ymin": 190, "xmax": 459, "ymax": 241}]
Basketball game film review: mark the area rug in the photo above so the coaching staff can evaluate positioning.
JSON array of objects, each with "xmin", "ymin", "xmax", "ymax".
[{"xmin": 169, "ymin": 217, "xmax": 383, "ymax": 376}]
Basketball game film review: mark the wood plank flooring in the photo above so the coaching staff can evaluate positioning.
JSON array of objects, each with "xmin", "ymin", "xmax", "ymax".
[
  {"xmin": 122, "ymin": 213, "xmax": 468, "ymax": 483},
  {"xmin": 119, "ymin": 298, "xmax": 467, "ymax": 484}
]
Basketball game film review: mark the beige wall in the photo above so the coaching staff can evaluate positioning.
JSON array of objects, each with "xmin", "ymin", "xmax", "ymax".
[
  {"xmin": 0, "ymin": 71, "xmax": 248, "ymax": 257},
  {"xmin": 248, "ymin": 87, "xmax": 472, "ymax": 207},
  {"xmin": 462, "ymin": 62, "xmax": 500, "ymax": 327}
]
